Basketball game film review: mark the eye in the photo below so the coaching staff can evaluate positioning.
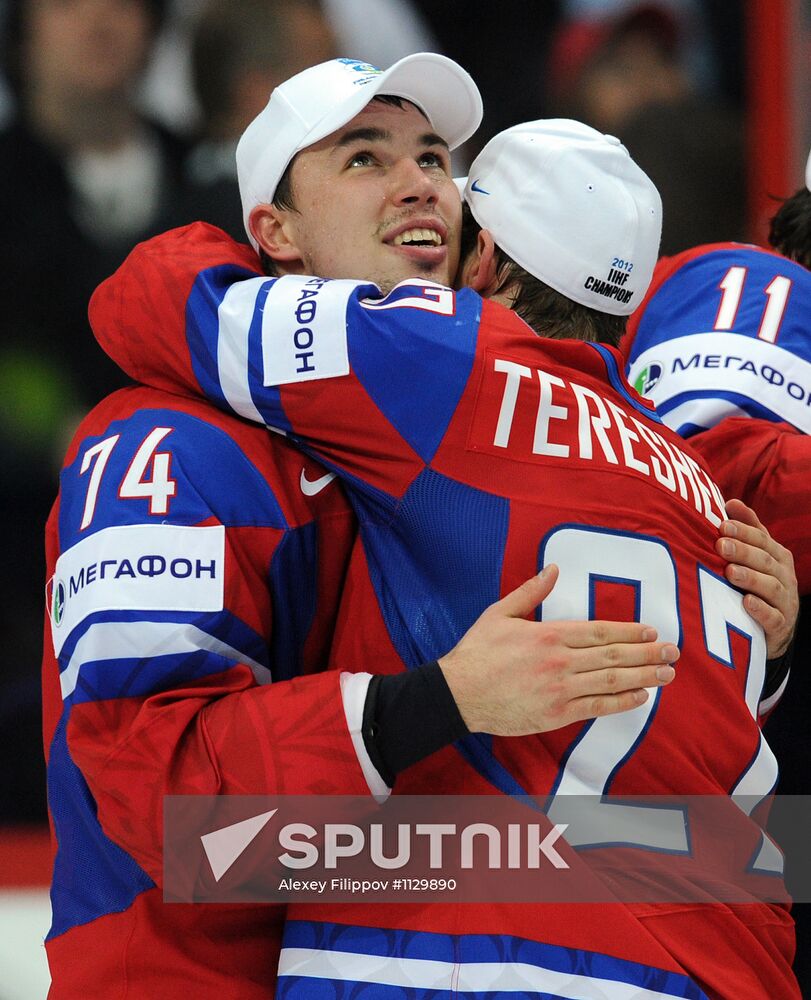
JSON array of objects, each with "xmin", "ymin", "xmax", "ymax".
[
  {"xmin": 418, "ymin": 150, "xmax": 448, "ymax": 170},
  {"xmin": 347, "ymin": 150, "xmax": 376, "ymax": 168}
]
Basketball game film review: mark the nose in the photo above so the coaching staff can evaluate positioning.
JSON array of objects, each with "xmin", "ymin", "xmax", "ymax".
[{"xmin": 388, "ymin": 157, "xmax": 439, "ymax": 207}]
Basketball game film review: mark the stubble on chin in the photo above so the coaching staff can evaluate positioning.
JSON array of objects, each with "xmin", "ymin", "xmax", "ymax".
[{"xmin": 375, "ymin": 259, "xmax": 444, "ymax": 296}]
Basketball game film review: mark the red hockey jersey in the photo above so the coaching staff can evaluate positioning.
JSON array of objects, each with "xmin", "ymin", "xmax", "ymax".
[
  {"xmin": 42, "ymin": 382, "xmax": 372, "ymax": 998},
  {"xmin": 621, "ymin": 242, "xmax": 811, "ymax": 592},
  {"xmin": 88, "ymin": 223, "xmax": 798, "ymax": 999}
]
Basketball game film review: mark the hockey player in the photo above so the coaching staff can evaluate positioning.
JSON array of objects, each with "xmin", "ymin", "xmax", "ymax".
[
  {"xmin": 622, "ymin": 147, "xmax": 811, "ymax": 995},
  {"xmin": 90, "ymin": 113, "xmax": 800, "ymax": 997},
  {"xmin": 42, "ymin": 56, "xmax": 702, "ymax": 999},
  {"xmin": 622, "ymin": 154, "xmax": 811, "ymax": 595}
]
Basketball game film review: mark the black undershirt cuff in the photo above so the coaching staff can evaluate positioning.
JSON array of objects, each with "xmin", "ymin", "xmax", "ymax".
[
  {"xmin": 362, "ymin": 662, "xmax": 469, "ymax": 787},
  {"xmin": 763, "ymin": 639, "xmax": 794, "ymax": 701},
  {"xmin": 359, "ymin": 641, "xmax": 793, "ymax": 785}
]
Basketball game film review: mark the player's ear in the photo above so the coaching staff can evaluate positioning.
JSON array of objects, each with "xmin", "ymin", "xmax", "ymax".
[
  {"xmin": 461, "ymin": 229, "xmax": 499, "ymax": 294},
  {"xmin": 249, "ymin": 204, "xmax": 304, "ymax": 265}
]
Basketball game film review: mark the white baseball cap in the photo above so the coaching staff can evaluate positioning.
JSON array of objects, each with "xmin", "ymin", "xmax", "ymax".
[
  {"xmin": 460, "ymin": 119, "xmax": 663, "ymax": 316},
  {"xmin": 237, "ymin": 54, "xmax": 483, "ymax": 249},
  {"xmin": 805, "ymin": 147, "xmax": 811, "ymax": 191}
]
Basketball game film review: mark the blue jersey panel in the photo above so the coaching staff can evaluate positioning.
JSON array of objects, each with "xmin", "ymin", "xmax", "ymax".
[
  {"xmin": 269, "ymin": 521, "xmax": 319, "ymax": 682},
  {"xmin": 360, "ymin": 467, "xmax": 509, "ymax": 669},
  {"xmin": 348, "ymin": 285, "xmax": 482, "ymax": 464},
  {"xmin": 47, "ymin": 715, "xmax": 154, "ymax": 939},
  {"xmin": 630, "ymin": 248, "xmax": 811, "ymax": 363},
  {"xmin": 355, "ymin": 467, "xmax": 528, "ymax": 797},
  {"xmin": 58, "ymin": 408, "xmax": 289, "ymax": 549}
]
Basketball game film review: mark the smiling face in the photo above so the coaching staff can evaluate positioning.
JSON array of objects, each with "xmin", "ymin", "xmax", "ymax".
[{"xmin": 250, "ymin": 99, "xmax": 462, "ymax": 292}]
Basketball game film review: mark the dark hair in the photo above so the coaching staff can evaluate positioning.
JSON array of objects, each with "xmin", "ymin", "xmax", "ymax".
[
  {"xmin": 459, "ymin": 203, "xmax": 627, "ymax": 345},
  {"xmin": 768, "ymin": 187, "xmax": 811, "ymax": 270},
  {"xmin": 1, "ymin": 0, "xmax": 167, "ymax": 98},
  {"xmin": 257, "ymin": 94, "xmax": 420, "ymax": 276}
]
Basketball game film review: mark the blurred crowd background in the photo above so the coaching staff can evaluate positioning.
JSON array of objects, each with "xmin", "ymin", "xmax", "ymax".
[{"xmin": 0, "ymin": 0, "xmax": 809, "ymax": 830}]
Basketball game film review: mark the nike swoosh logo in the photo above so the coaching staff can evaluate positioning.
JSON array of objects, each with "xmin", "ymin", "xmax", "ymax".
[
  {"xmin": 470, "ymin": 179, "xmax": 491, "ymax": 195},
  {"xmin": 300, "ymin": 469, "xmax": 336, "ymax": 496}
]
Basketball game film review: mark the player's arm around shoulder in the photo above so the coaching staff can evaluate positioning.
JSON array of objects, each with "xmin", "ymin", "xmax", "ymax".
[{"xmin": 89, "ymin": 222, "xmax": 263, "ymax": 393}]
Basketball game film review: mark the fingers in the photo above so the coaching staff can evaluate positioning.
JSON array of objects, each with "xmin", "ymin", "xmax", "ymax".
[
  {"xmin": 719, "ymin": 503, "xmax": 796, "ymax": 599},
  {"xmin": 723, "ymin": 498, "xmax": 777, "ymax": 558},
  {"xmin": 567, "ymin": 687, "xmax": 651, "ymax": 723},
  {"xmin": 571, "ymin": 639, "xmax": 679, "ymax": 673},
  {"xmin": 719, "ymin": 535, "xmax": 779, "ymax": 577},
  {"xmin": 718, "ymin": 525, "xmax": 796, "ymax": 597},
  {"xmin": 724, "ymin": 498, "xmax": 763, "ymax": 530},
  {"xmin": 720, "ymin": 499, "xmax": 798, "ymax": 659},
  {"xmin": 558, "ymin": 619, "xmax": 659, "ymax": 649},
  {"xmin": 719, "ymin": 526, "xmax": 785, "ymax": 578},
  {"xmin": 496, "ymin": 564, "xmax": 559, "ymax": 619},
  {"xmin": 573, "ymin": 662, "xmax": 675, "ymax": 700},
  {"xmin": 723, "ymin": 557, "xmax": 784, "ymax": 604},
  {"xmin": 743, "ymin": 592, "xmax": 786, "ymax": 636},
  {"xmin": 560, "ymin": 652, "xmax": 678, "ymax": 726}
]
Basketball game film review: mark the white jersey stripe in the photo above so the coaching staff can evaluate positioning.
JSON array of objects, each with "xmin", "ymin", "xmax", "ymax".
[
  {"xmin": 61, "ymin": 620, "xmax": 272, "ymax": 700},
  {"xmin": 278, "ymin": 947, "xmax": 694, "ymax": 998},
  {"xmin": 657, "ymin": 398, "xmax": 750, "ymax": 435},
  {"xmin": 217, "ymin": 279, "xmax": 268, "ymax": 424}
]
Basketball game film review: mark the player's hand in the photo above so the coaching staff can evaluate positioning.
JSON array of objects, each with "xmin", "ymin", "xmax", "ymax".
[
  {"xmin": 719, "ymin": 499, "xmax": 798, "ymax": 659},
  {"xmin": 438, "ymin": 565, "xmax": 678, "ymax": 737}
]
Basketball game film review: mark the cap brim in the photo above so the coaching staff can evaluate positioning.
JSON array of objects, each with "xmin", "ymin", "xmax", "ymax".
[
  {"xmin": 806, "ymin": 148, "xmax": 811, "ymax": 191},
  {"xmin": 300, "ymin": 53, "xmax": 482, "ymax": 155}
]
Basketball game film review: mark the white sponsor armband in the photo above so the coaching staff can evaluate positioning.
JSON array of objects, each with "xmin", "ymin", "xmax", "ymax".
[
  {"xmin": 629, "ymin": 333, "xmax": 811, "ymax": 434},
  {"xmin": 49, "ymin": 524, "xmax": 225, "ymax": 656},
  {"xmin": 262, "ymin": 276, "xmax": 370, "ymax": 386}
]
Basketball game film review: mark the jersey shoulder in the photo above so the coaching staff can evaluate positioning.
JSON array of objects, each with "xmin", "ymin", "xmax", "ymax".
[
  {"xmin": 623, "ymin": 242, "xmax": 811, "ymax": 363},
  {"xmin": 265, "ymin": 276, "xmax": 486, "ymax": 466},
  {"xmin": 59, "ymin": 385, "xmax": 346, "ymax": 550},
  {"xmin": 621, "ymin": 244, "xmax": 811, "ymax": 435}
]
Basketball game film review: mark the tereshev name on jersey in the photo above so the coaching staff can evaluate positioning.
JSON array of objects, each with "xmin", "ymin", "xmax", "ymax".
[
  {"xmin": 483, "ymin": 355, "xmax": 726, "ymax": 528},
  {"xmin": 49, "ymin": 523, "xmax": 225, "ymax": 657}
]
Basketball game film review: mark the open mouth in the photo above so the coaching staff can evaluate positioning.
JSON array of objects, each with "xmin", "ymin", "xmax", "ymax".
[{"xmin": 391, "ymin": 228, "xmax": 444, "ymax": 248}]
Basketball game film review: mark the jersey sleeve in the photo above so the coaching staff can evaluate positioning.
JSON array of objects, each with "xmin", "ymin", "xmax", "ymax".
[
  {"xmin": 620, "ymin": 244, "xmax": 811, "ymax": 438},
  {"xmin": 90, "ymin": 222, "xmax": 264, "ymax": 398},
  {"xmin": 90, "ymin": 226, "xmax": 484, "ymax": 505},
  {"xmin": 45, "ymin": 397, "xmax": 372, "ymax": 891},
  {"xmin": 689, "ymin": 417, "xmax": 811, "ymax": 595}
]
